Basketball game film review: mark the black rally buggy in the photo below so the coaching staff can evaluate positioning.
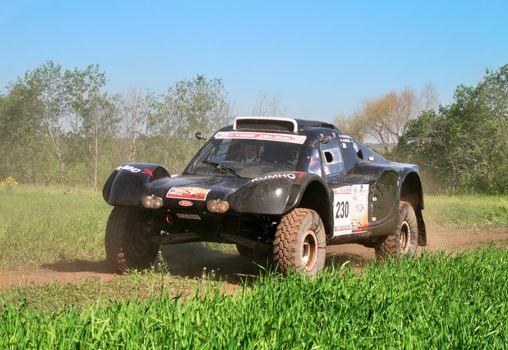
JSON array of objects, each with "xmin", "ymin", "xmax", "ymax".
[{"xmin": 103, "ymin": 116, "xmax": 426, "ymax": 275}]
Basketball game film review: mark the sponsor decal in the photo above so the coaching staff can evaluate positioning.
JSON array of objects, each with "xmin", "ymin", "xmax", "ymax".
[
  {"xmin": 176, "ymin": 213, "xmax": 201, "ymax": 220},
  {"xmin": 142, "ymin": 168, "xmax": 154, "ymax": 177},
  {"xmin": 166, "ymin": 186, "xmax": 211, "ymax": 201},
  {"xmin": 214, "ymin": 131, "xmax": 307, "ymax": 145},
  {"xmin": 333, "ymin": 184, "xmax": 369, "ymax": 236},
  {"xmin": 178, "ymin": 200, "xmax": 193, "ymax": 207},
  {"xmin": 339, "ymin": 134, "xmax": 352, "ymax": 148},
  {"xmin": 252, "ymin": 172, "xmax": 302, "ymax": 182},
  {"xmin": 117, "ymin": 165, "xmax": 142, "ymax": 173}
]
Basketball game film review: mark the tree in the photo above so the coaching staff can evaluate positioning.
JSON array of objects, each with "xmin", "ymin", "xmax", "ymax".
[
  {"xmin": 26, "ymin": 61, "xmax": 69, "ymax": 178},
  {"xmin": 0, "ymin": 81, "xmax": 38, "ymax": 182},
  {"xmin": 419, "ymin": 83, "xmax": 439, "ymax": 112},
  {"xmin": 145, "ymin": 75, "xmax": 231, "ymax": 172},
  {"xmin": 336, "ymin": 86, "xmax": 436, "ymax": 154},
  {"xmin": 120, "ymin": 89, "xmax": 153, "ymax": 162},
  {"xmin": 252, "ymin": 91, "xmax": 285, "ymax": 116},
  {"xmin": 65, "ymin": 65, "xmax": 119, "ymax": 189},
  {"xmin": 335, "ymin": 114, "xmax": 368, "ymax": 142},
  {"xmin": 149, "ymin": 75, "xmax": 231, "ymax": 137},
  {"xmin": 396, "ymin": 64, "xmax": 508, "ymax": 194},
  {"xmin": 0, "ymin": 61, "xmax": 74, "ymax": 183}
]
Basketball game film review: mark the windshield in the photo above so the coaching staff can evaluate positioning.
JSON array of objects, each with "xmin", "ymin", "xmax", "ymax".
[{"xmin": 185, "ymin": 131, "xmax": 305, "ymax": 178}]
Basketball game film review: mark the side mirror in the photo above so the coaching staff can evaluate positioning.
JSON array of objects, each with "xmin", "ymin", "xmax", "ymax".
[{"xmin": 195, "ymin": 132, "xmax": 207, "ymax": 141}]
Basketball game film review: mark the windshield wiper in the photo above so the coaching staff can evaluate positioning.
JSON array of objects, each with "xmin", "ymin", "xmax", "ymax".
[{"xmin": 202, "ymin": 160, "xmax": 241, "ymax": 177}]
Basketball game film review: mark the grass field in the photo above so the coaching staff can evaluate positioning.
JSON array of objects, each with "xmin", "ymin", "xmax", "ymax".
[
  {"xmin": 1, "ymin": 248, "xmax": 507, "ymax": 348},
  {"xmin": 1, "ymin": 187, "xmax": 508, "ymax": 347},
  {"xmin": 0, "ymin": 186, "xmax": 109, "ymax": 269},
  {"xmin": 1, "ymin": 187, "xmax": 508, "ymax": 269},
  {"xmin": 425, "ymin": 195, "xmax": 508, "ymax": 230}
]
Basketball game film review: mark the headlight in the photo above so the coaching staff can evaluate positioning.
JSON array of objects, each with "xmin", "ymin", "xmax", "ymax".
[
  {"xmin": 141, "ymin": 195, "xmax": 163, "ymax": 209},
  {"xmin": 207, "ymin": 199, "xmax": 229, "ymax": 213},
  {"xmin": 217, "ymin": 200, "xmax": 229, "ymax": 213}
]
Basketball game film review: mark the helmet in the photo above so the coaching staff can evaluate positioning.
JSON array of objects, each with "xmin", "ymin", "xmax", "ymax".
[{"xmin": 242, "ymin": 141, "xmax": 263, "ymax": 163}]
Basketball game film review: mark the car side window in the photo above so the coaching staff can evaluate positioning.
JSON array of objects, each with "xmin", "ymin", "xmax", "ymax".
[
  {"xmin": 320, "ymin": 139, "xmax": 344, "ymax": 175},
  {"xmin": 213, "ymin": 139, "xmax": 231, "ymax": 161},
  {"xmin": 339, "ymin": 135, "xmax": 365, "ymax": 172}
]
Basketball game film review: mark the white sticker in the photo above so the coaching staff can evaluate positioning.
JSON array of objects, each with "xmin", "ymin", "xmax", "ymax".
[
  {"xmin": 214, "ymin": 131, "xmax": 307, "ymax": 144},
  {"xmin": 252, "ymin": 172, "xmax": 298, "ymax": 182},
  {"xmin": 351, "ymin": 184, "xmax": 369, "ymax": 232},
  {"xmin": 166, "ymin": 187, "xmax": 211, "ymax": 201},
  {"xmin": 333, "ymin": 184, "xmax": 370, "ymax": 236},
  {"xmin": 176, "ymin": 213, "xmax": 201, "ymax": 220},
  {"xmin": 333, "ymin": 186, "xmax": 353, "ymax": 235},
  {"xmin": 116, "ymin": 165, "xmax": 141, "ymax": 173}
]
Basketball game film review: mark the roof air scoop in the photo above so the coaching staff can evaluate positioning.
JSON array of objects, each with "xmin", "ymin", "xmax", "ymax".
[{"xmin": 233, "ymin": 116, "xmax": 298, "ymax": 133}]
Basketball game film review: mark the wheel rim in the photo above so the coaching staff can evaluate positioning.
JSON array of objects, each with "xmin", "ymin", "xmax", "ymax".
[
  {"xmin": 302, "ymin": 230, "xmax": 318, "ymax": 271},
  {"xmin": 400, "ymin": 221, "xmax": 410, "ymax": 254}
]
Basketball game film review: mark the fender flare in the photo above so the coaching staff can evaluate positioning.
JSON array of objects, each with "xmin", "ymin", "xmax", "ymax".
[
  {"xmin": 103, "ymin": 163, "xmax": 170, "ymax": 206},
  {"xmin": 398, "ymin": 170, "xmax": 427, "ymax": 246},
  {"xmin": 228, "ymin": 172, "xmax": 330, "ymax": 217}
]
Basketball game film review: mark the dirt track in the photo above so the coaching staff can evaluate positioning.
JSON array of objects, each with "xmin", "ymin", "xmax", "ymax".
[{"xmin": 1, "ymin": 228, "xmax": 507, "ymax": 289}]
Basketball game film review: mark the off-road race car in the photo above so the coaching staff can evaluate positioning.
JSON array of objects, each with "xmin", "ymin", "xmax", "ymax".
[{"xmin": 103, "ymin": 116, "xmax": 426, "ymax": 275}]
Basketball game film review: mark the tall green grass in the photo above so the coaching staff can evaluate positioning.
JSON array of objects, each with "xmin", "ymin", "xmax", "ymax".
[{"xmin": 1, "ymin": 247, "xmax": 507, "ymax": 348}]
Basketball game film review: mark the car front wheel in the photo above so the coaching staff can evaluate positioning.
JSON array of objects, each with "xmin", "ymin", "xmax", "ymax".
[
  {"xmin": 105, "ymin": 207, "xmax": 160, "ymax": 272},
  {"xmin": 273, "ymin": 208, "xmax": 326, "ymax": 276}
]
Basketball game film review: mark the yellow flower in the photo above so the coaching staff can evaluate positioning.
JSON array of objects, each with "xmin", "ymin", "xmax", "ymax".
[{"xmin": 1, "ymin": 176, "xmax": 19, "ymax": 188}]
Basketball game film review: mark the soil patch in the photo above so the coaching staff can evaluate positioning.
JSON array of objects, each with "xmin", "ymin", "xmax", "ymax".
[{"xmin": 1, "ymin": 228, "xmax": 507, "ymax": 290}]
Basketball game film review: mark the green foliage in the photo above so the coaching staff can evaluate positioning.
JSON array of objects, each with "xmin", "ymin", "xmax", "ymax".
[
  {"xmin": 396, "ymin": 64, "xmax": 508, "ymax": 194},
  {"xmin": 0, "ymin": 63, "xmax": 231, "ymax": 188},
  {"xmin": 149, "ymin": 74, "xmax": 231, "ymax": 138},
  {"xmin": 1, "ymin": 248, "xmax": 508, "ymax": 348}
]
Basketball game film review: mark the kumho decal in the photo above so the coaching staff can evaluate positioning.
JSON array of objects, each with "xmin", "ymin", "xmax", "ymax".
[
  {"xmin": 252, "ymin": 173, "xmax": 297, "ymax": 182},
  {"xmin": 117, "ymin": 165, "xmax": 142, "ymax": 173}
]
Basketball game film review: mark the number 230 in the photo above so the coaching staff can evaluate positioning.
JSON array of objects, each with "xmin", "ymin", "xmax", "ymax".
[{"xmin": 335, "ymin": 201, "xmax": 349, "ymax": 219}]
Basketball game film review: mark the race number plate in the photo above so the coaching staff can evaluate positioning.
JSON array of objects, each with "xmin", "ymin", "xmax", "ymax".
[{"xmin": 333, "ymin": 184, "xmax": 369, "ymax": 236}]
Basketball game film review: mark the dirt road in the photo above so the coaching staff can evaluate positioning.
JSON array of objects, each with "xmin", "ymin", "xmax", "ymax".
[{"xmin": 1, "ymin": 228, "xmax": 507, "ymax": 289}]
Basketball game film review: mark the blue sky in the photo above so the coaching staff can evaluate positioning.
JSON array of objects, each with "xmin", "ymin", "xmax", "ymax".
[{"xmin": 1, "ymin": 1, "xmax": 507, "ymax": 122}]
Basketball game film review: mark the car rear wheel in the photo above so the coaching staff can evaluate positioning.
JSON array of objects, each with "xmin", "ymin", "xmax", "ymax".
[
  {"xmin": 375, "ymin": 201, "xmax": 418, "ymax": 260},
  {"xmin": 105, "ymin": 207, "xmax": 160, "ymax": 272},
  {"xmin": 273, "ymin": 208, "xmax": 326, "ymax": 276}
]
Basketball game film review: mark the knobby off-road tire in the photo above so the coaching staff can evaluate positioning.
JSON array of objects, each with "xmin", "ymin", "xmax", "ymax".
[
  {"xmin": 105, "ymin": 207, "xmax": 160, "ymax": 273},
  {"xmin": 274, "ymin": 208, "xmax": 326, "ymax": 276},
  {"xmin": 375, "ymin": 200, "xmax": 418, "ymax": 260}
]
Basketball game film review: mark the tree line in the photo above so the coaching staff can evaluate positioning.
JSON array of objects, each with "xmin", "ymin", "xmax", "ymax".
[
  {"xmin": 1, "ymin": 61, "xmax": 506, "ymax": 194},
  {"xmin": 337, "ymin": 64, "xmax": 508, "ymax": 194},
  {"xmin": 0, "ymin": 61, "xmax": 230, "ymax": 189}
]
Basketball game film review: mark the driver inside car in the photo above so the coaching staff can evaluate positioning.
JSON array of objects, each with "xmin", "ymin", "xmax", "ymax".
[{"xmin": 241, "ymin": 141, "xmax": 263, "ymax": 163}]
